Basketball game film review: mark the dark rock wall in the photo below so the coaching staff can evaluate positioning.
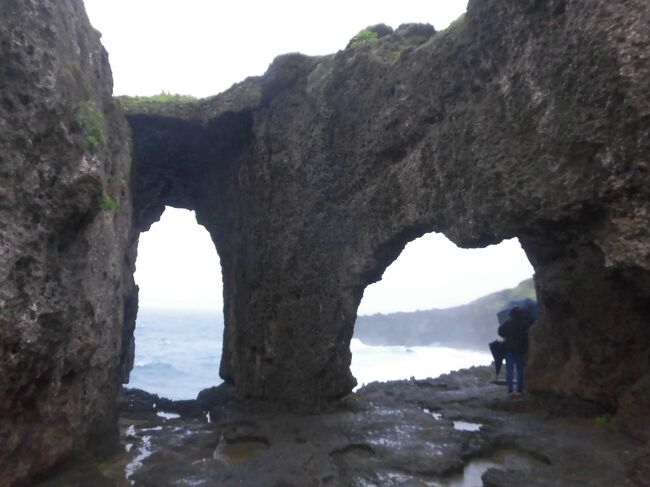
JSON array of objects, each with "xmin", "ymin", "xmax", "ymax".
[
  {"xmin": 0, "ymin": 0, "xmax": 134, "ymax": 483},
  {"xmin": 125, "ymin": 0, "xmax": 650, "ymax": 417}
]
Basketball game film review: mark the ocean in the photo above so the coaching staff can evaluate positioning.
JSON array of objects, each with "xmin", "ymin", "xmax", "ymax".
[{"xmin": 129, "ymin": 308, "xmax": 492, "ymax": 400}]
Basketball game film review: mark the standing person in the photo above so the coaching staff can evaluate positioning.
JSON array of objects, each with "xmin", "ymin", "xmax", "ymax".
[{"xmin": 497, "ymin": 307, "xmax": 530, "ymax": 393}]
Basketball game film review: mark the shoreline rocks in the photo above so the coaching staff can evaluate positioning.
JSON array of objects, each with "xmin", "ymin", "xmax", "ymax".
[{"xmin": 36, "ymin": 366, "xmax": 649, "ymax": 486}]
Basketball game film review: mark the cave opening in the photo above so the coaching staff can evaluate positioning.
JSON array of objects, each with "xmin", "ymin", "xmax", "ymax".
[
  {"xmin": 352, "ymin": 233, "xmax": 535, "ymax": 387},
  {"xmin": 129, "ymin": 206, "xmax": 224, "ymax": 400}
]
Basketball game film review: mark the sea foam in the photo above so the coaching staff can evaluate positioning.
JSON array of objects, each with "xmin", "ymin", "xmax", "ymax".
[{"xmin": 129, "ymin": 309, "xmax": 492, "ymax": 400}]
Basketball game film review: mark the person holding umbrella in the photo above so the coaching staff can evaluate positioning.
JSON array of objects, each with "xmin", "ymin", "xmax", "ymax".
[{"xmin": 497, "ymin": 306, "xmax": 531, "ymax": 393}]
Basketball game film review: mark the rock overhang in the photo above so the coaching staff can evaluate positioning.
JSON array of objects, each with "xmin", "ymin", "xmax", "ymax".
[{"xmin": 121, "ymin": 0, "xmax": 650, "ymax": 415}]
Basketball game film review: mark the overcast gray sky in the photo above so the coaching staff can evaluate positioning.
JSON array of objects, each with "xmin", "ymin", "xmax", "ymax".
[
  {"xmin": 83, "ymin": 0, "xmax": 535, "ymax": 314},
  {"xmin": 84, "ymin": 0, "xmax": 471, "ymax": 97}
]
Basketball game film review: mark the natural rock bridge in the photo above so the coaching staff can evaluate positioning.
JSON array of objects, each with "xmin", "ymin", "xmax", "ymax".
[{"xmin": 1, "ymin": 0, "xmax": 648, "ymax": 483}]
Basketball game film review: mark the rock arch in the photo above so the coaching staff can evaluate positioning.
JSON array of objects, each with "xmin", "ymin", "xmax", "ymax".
[
  {"xmin": 123, "ymin": 1, "xmax": 650, "ymax": 415},
  {"xmin": 2, "ymin": 0, "xmax": 649, "ymax": 483}
]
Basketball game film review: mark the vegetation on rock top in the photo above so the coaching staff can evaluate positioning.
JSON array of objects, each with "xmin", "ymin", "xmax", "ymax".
[
  {"xmin": 436, "ymin": 13, "xmax": 466, "ymax": 40},
  {"xmin": 444, "ymin": 14, "xmax": 466, "ymax": 33},
  {"xmin": 118, "ymin": 92, "xmax": 198, "ymax": 114},
  {"xmin": 349, "ymin": 28, "xmax": 379, "ymax": 47},
  {"xmin": 506, "ymin": 278, "xmax": 537, "ymax": 301}
]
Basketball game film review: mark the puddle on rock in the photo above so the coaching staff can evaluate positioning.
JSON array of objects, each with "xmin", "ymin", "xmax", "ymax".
[
  {"xmin": 214, "ymin": 437, "xmax": 270, "ymax": 462},
  {"xmin": 157, "ymin": 411, "xmax": 180, "ymax": 420},
  {"xmin": 423, "ymin": 408, "xmax": 482, "ymax": 431},
  {"xmin": 441, "ymin": 459, "xmax": 500, "ymax": 487},
  {"xmin": 423, "ymin": 407, "xmax": 443, "ymax": 420},
  {"xmin": 452, "ymin": 421, "xmax": 482, "ymax": 432},
  {"xmin": 430, "ymin": 448, "xmax": 543, "ymax": 487},
  {"xmin": 330, "ymin": 444, "xmax": 375, "ymax": 460}
]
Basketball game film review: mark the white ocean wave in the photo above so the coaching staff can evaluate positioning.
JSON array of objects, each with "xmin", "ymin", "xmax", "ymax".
[
  {"xmin": 349, "ymin": 338, "xmax": 491, "ymax": 389},
  {"xmin": 130, "ymin": 311, "xmax": 491, "ymax": 400}
]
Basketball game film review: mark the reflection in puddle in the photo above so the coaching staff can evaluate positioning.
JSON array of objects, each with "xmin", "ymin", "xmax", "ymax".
[
  {"xmin": 422, "ymin": 408, "xmax": 482, "ymax": 431},
  {"xmin": 441, "ymin": 459, "xmax": 500, "ymax": 487},
  {"xmin": 423, "ymin": 408, "xmax": 443, "ymax": 420},
  {"xmin": 453, "ymin": 421, "xmax": 482, "ymax": 432},
  {"xmin": 157, "ymin": 411, "xmax": 180, "ymax": 420},
  {"xmin": 381, "ymin": 458, "xmax": 508, "ymax": 487},
  {"xmin": 432, "ymin": 448, "xmax": 541, "ymax": 487}
]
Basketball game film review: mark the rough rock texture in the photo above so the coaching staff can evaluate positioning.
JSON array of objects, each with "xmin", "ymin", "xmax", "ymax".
[
  {"xmin": 35, "ymin": 368, "xmax": 648, "ymax": 486},
  {"xmin": 2, "ymin": 0, "xmax": 650, "ymax": 484},
  {"xmin": 0, "ymin": 0, "xmax": 135, "ymax": 484},
  {"xmin": 125, "ymin": 0, "xmax": 650, "ymax": 418}
]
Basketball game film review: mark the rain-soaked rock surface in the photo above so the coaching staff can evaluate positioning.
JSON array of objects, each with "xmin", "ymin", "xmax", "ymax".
[
  {"xmin": 2, "ymin": 0, "xmax": 650, "ymax": 484},
  {"xmin": 35, "ymin": 367, "xmax": 649, "ymax": 486},
  {"xmin": 0, "ymin": 0, "xmax": 136, "ymax": 483},
  {"xmin": 124, "ymin": 0, "xmax": 650, "ymax": 418}
]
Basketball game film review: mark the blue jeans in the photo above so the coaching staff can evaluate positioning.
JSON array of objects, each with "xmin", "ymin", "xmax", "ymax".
[{"xmin": 505, "ymin": 351, "xmax": 524, "ymax": 393}]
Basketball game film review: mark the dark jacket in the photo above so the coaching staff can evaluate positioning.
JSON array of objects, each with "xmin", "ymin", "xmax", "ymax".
[{"xmin": 498, "ymin": 316, "xmax": 529, "ymax": 354}]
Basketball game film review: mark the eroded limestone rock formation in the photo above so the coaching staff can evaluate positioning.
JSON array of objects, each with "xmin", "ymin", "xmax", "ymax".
[
  {"xmin": 125, "ymin": 0, "xmax": 650, "ymax": 417},
  {"xmin": 1, "ymin": 0, "xmax": 649, "ymax": 484},
  {"xmin": 0, "ymin": 0, "xmax": 136, "ymax": 482}
]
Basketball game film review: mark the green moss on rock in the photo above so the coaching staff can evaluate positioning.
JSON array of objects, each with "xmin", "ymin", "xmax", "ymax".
[
  {"xmin": 118, "ymin": 92, "xmax": 198, "ymax": 114},
  {"xmin": 102, "ymin": 192, "xmax": 120, "ymax": 213},
  {"xmin": 349, "ymin": 28, "xmax": 379, "ymax": 47},
  {"xmin": 75, "ymin": 101, "xmax": 104, "ymax": 151}
]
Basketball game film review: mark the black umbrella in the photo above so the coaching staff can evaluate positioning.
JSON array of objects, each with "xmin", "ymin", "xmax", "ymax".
[
  {"xmin": 491, "ymin": 299, "xmax": 537, "ymax": 378},
  {"xmin": 489, "ymin": 339, "xmax": 506, "ymax": 377},
  {"xmin": 496, "ymin": 298, "xmax": 538, "ymax": 327}
]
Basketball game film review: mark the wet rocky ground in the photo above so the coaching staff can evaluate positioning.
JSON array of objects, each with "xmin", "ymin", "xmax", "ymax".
[{"xmin": 35, "ymin": 366, "xmax": 649, "ymax": 486}]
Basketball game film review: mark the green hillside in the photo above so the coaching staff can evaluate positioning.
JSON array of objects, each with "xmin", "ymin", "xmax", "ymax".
[{"xmin": 353, "ymin": 278, "xmax": 536, "ymax": 350}]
